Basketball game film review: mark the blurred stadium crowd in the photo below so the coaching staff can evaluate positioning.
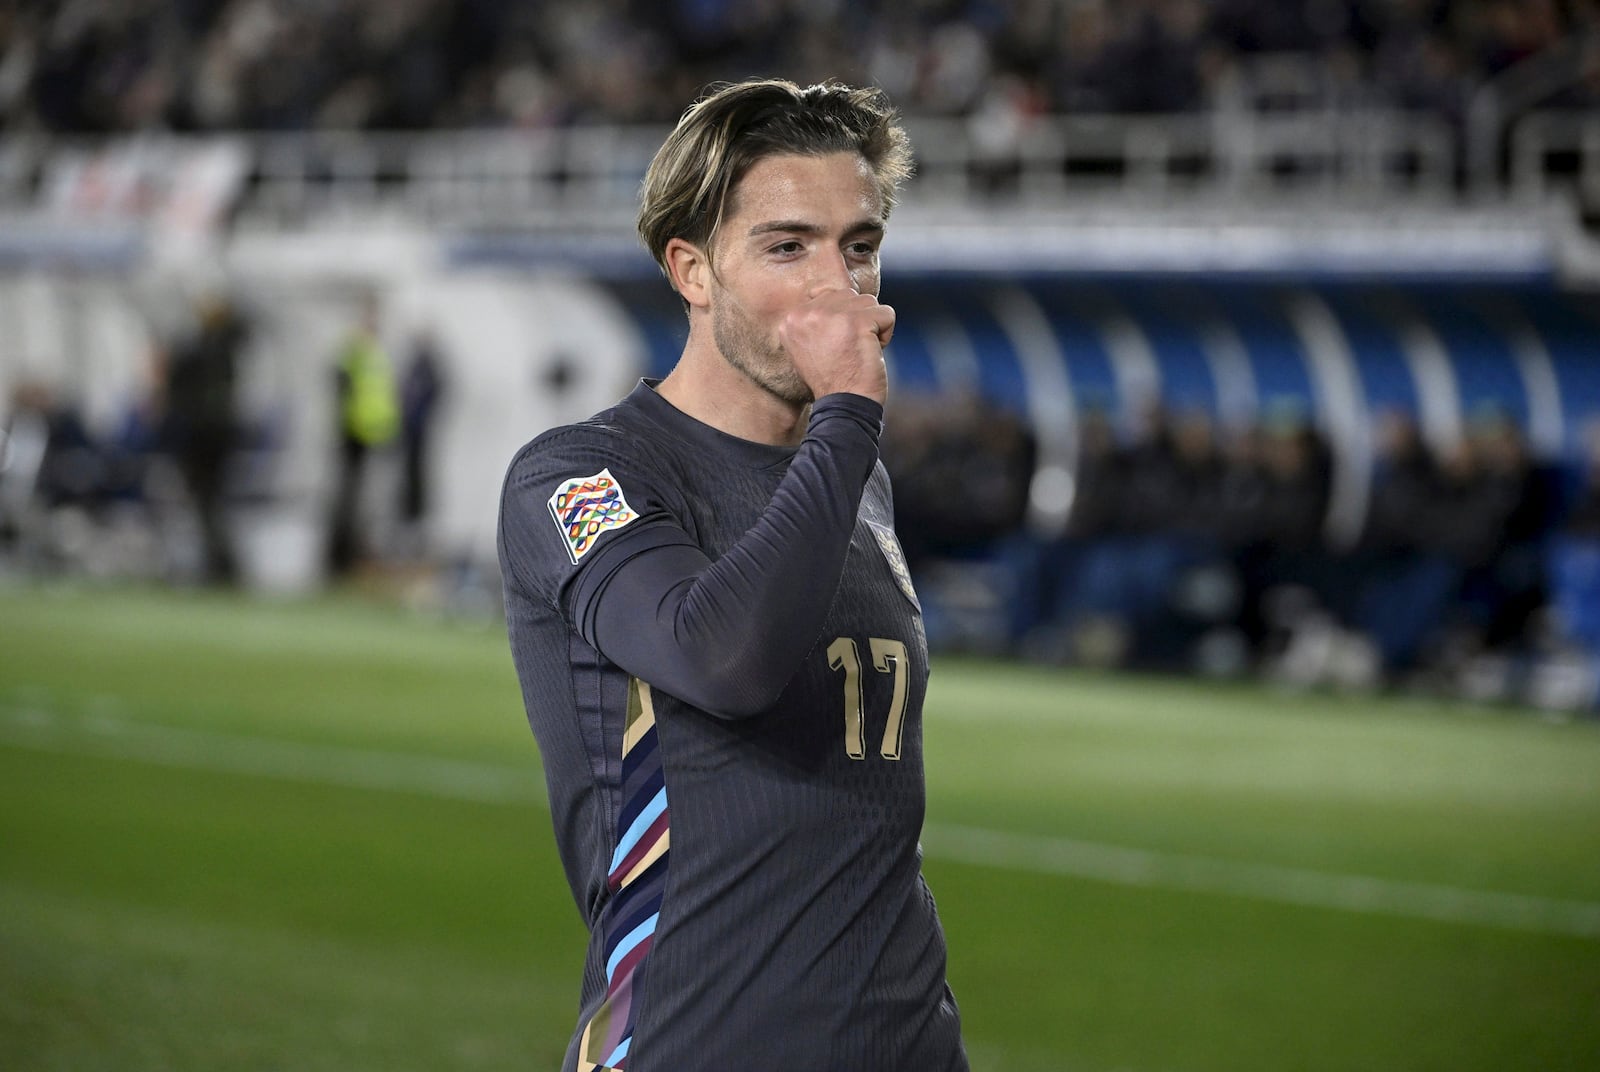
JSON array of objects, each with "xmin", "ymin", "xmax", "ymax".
[
  {"xmin": 0, "ymin": 0, "xmax": 1595, "ymax": 133},
  {"xmin": 881, "ymin": 389, "xmax": 1600, "ymax": 704}
]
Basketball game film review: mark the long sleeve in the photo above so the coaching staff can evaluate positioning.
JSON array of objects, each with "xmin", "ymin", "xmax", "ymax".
[{"xmin": 570, "ymin": 393, "xmax": 882, "ymax": 717}]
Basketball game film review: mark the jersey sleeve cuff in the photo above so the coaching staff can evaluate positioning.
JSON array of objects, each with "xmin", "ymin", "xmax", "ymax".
[{"xmin": 809, "ymin": 393, "xmax": 885, "ymax": 440}]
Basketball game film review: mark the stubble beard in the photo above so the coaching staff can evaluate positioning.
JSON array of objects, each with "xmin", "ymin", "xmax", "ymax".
[{"xmin": 712, "ymin": 295, "xmax": 813, "ymax": 407}]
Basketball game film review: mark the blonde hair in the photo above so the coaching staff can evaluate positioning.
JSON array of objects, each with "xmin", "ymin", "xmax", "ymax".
[{"xmin": 637, "ymin": 79, "xmax": 914, "ymax": 282}]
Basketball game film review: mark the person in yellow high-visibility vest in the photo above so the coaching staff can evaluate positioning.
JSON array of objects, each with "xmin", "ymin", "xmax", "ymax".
[{"xmin": 328, "ymin": 294, "xmax": 399, "ymax": 577}]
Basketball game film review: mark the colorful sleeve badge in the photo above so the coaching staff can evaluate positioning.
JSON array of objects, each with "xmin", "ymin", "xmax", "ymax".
[{"xmin": 548, "ymin": 468, "xmax": 639, "ymax": 564}]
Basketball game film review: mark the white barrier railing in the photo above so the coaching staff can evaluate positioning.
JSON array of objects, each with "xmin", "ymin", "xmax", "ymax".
[
  {"xmin": 1, "ymin": 108, "xmax": 1592, "ymax": 232},
  {"xmin": 1510, "ymin": 110, "xmax": 1600, "ymax": 206}
]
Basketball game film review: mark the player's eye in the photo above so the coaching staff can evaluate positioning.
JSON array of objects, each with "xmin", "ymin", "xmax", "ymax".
[{"xmin": 769, "ymin": 240, "xmax": 804, "ymax": 255}]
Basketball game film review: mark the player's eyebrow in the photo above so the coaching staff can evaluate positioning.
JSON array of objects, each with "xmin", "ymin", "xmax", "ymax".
[
  {"xmin": 747, "ymin": 219, "xmax": 885, "ymax": 240},
  {"xmin": 748, "ymin": 219, "xmax": 819, "ymax": 238}
]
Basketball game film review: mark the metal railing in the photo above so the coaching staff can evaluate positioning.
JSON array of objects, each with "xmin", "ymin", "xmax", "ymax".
[
  {"xmin": 904, "ymin": 111, "xmax": 1458, "ymax": 205},
  {"xmin": 1510, "ymin": 110, "xmax": 1600, "ymax": 206},
  {"xmin": 0, "ymin": 107, "xmax": 1593, "ymax": 233}
]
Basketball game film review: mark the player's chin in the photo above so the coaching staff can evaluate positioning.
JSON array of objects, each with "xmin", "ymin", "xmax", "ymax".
[
  {"xmin": 769, "ymin": 380, "xmax": 814, "ymax": 406},
  {"xmin": 761, "ymin": 363, "xmax": 813, "ymax": 406}
]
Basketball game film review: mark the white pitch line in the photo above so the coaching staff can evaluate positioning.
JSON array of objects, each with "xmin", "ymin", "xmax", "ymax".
[
  {"xmin": 921, "ymin": 824, "xmax": 1600, "ymax": 939},
  {"xmin": 0, "ymin": 703, "xmax": 543, "ymax": 805},
  {"xmin": 4, "ymin": 704, "xmax": 1599, "ymax": 939}
]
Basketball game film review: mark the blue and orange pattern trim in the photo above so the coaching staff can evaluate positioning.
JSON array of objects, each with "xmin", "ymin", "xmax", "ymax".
[{"xmin": 578, "ymin": 678, "xmax": 669, "ymax": 1071}]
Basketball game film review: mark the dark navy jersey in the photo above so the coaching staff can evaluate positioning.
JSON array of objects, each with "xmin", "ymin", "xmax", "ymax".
[{"xmin": 498, "ymin": 380, "xmax": 967, "ymax": 1072}]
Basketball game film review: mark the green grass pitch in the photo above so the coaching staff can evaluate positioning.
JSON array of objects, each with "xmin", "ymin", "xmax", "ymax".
[{"xmin": 2, "ymin": 583, "xmax": 1598, "ymax": 1071}]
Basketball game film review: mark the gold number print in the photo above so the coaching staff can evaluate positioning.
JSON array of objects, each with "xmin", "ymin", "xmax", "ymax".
[
  {"xmin": 869, "ymin": 638, "xmax": 909, "ymax": 759},
  {"xmin": 827, "ymin": 636, "xmax": 907, "ymax": 760},
  {"xmin": 826, "ymin": 637, "xmax": 866, "ymax": 759}
]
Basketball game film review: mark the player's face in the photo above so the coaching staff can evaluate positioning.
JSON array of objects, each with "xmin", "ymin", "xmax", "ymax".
[{"xmin": 706, "ymin": 152, "xmax": 886, "ymax": 405}]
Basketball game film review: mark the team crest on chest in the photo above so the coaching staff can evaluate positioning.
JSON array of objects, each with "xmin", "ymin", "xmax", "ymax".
[
  {"xmin": 548, "ymin": 468, "xmax": 638, "ymax": 564},
  {"xmin": 867, "ymin": 520, "xmax": 920, "ymax": 609}
]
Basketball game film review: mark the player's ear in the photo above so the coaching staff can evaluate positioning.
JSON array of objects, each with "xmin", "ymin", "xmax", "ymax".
[{"xmin": 665, "ymin": 238, "xmax": 711, "ymax": 310}]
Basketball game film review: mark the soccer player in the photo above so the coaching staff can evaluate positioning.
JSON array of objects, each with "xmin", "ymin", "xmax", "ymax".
[{"xmin": 498, "ymin": 78, "xmax": 969, "ymax": 1071}]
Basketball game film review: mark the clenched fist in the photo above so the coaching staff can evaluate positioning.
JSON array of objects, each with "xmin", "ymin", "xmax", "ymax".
[{"xmin": 777, "ymin": 289, "xmax": 895, "ymax": 405}]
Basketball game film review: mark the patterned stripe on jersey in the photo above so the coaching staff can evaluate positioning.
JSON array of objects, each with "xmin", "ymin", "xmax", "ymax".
[{"xmin": 578, "ymin": 678, "xmax": 670, "ymax": 1072}]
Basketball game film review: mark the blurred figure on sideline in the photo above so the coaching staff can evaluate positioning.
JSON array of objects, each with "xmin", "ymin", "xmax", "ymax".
[
  {"xmin": 1328, "ymin": 409, "xmax": 1440, "ymax": 671},
  {"xmin": 161, "ymin": 294, "xmax": 249, "ymax": 585},
  {"xmin": 1549, "ymin": 418, "xmax": 1600, "ymax": 656},
  {"xmin": 880, "ymin": 387, "xmax": 1039, "ymax": 651},
  {"xmin": 0, "ymin": 382, "xmax": 96, "ymax": 562},
  {"xmin": 327, "ymin": 294, "xmax": 398, "ymax": 578},
  {"xmin": 397, "ymin": 328, "xmax": 445, "ymax": 557},
  {"xmin": 881, "ymin": 388, "xmax": 1035, "ymax": 571}
]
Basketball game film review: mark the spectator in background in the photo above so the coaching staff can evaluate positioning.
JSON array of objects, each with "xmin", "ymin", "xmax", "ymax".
[
  {"xmin": 1358, "ymin": 408, "xmax": 1436, "ymax": 559},
  {"xmin": 1103, "ymin": 0, "xmax": 1210, "ymax": 113},
  {"xmin": 327, "ymin": 293, "xmax": 398, "ymax": 578},
  {"xmin": 1043, "ymin": 0, "xmax": 1119, "ymax": 113},
  {"xmin": 1063, "ymin": 400, "xmax": 1125, "ymax": 542},
  {"xmin": 1110, "ymin": 403, "xmax": 1218, "ymax": 660},
  {"xmin": 397, "ymin": 327, "xmax": 445, "ymax": 557},
  {"xmin": 1547, "ymin": 418, "xmax": 1600, "ymax": 656},
  {"xmin": 1345, "ymin": 413, "xmax": 1465, "ymax": 677},
  {"xmin": 4, "ymin": 382, "xmax": 100, "ymax": 511},
  {"xmin": 0, "ymin": 382, "xmax": 103, "ymax": 565},
  {"xmin": 1028, "ymin": 401, "xmax": 1123, "ymax": 663},
  {"xmin": 880, "ymin": 388, "xmax": 1039, "ymax": 651},
  {"xmin": 1229, "ymin": 402, "xmax": 1333, "ymax": 655},
  {"xmin": 880, "ymin": 388, "xmax": 1036, "ymax": 572},
  {"xmin": 161, "ymin": 293, "xmax": 249, "ymax": 585},
  {"xmin": 1461, "ymin": 408, "xmax": 1561, "ymax": 654}
]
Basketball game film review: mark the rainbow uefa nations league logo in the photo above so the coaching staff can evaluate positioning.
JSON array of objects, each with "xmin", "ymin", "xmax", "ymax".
[{"xmin": 548, "ymin": 468, "xmax": 639, "ymax": 564}]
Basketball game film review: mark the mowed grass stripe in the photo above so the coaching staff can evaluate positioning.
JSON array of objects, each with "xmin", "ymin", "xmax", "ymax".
[
  {"xmin": 7, "ymin": 702, "xmax": 1598, "ymax": 939},
  {"xmin": 925, "ymin": 824, "xmax": 1600, "ymax": 938}
]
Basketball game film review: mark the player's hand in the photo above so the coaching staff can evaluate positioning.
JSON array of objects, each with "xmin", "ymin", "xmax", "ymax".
[{"xmin": 778, "ymin": 288, "xmax": 894, "ymax": 405}]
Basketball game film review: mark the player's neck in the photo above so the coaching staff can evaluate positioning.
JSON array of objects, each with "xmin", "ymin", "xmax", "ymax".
[{"xmin": 657, "ymin": 342, "xmax": 810, "ymax": 447}]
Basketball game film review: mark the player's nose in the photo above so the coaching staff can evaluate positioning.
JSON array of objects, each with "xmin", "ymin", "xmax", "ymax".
[{"xmin": 807, "ymin": 250, "xmax": 858, "ymax": 298}]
